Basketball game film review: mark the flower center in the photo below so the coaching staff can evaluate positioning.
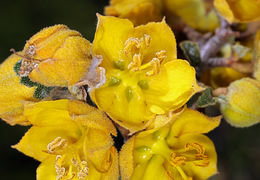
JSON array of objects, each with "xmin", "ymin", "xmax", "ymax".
[
  {"xmin": 123, "ymin": 35, "xmax": 167, "ymax": 76},
  {"xmin": 46, "ymin": 137, "xmax": 89, "ymax": 180},
  {"xmin": 169, "ymin": 142, "xmax": 209, "ymax": 179},
  {"xmin": 55, "ymin": 154, "xmax": 89, "ymax": 180}
]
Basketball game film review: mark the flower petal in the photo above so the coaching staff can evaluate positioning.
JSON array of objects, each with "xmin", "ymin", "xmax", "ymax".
[
  {"xmin": 145, "ymin": 60, "xmax": 200, "ymax": 113},
  {"xmin": 13, "ymin": 126, "xmax": 80, "ymax": 161},
  {"xmin": 119, "ymin": 137, "xmax": 135, "ymax": 180},
  {"xmin": 128, "ymin": 19, "xmax": 177, "ymax": 63},
  {"xmin": 93, "ymin": 15, "xmax": 133, "ymax": 69},
  {"xmin": 167, "ymin": 108, "xmax": 221, "ymax": 139}
]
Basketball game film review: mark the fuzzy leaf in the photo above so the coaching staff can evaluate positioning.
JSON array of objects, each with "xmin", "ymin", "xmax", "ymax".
[
  {"xmin": 196, "ymin": 88, "xmax": 217, "ymax": 108},
  {"xmin": 180, "ymin": 40, "xmax": 201, "ymax": 66},
  {"xmin": 34, "ymin": 86, "xmax": 54, "ymax": 99}
]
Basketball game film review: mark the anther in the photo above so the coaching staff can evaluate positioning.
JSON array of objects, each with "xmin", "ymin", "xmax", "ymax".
[
  {"xmin": 47, "ymin": 137, "xmax": 67, "ymax": 154},
  {"xmin": 55, "ymin": 155, "xmax": 66, "ymax": 180},
  {"xmin": 128, "ymin": 53, "xmax": 142, "ymax": 70},
  {"xmin": 77, "ymin": 161, "xmax": 89, "ymax": 179},
  {"xmin": 144, "ymin": 34, "xmax": 151, "ymax": 47},
  {"xmin": 170, "ymin": 152, "xmax": 186, "ymax": 167},
  {"xmin": 146, "ymin": 58, "xmax": 161, "ymax": 76},
  {"xmin": 124, "ymin": 37, "xmax": 141, "ymax": 54},
  {"xmin": 26, "ymin": 45, "xmax": 36, "ymax": 56},
  {"xmin": 156, "ymin": 50, "xmax": 167, "ymax": 61},
  {"xmin": 186, "ymin": 143, "xmax": 205, "ymax": 154}
]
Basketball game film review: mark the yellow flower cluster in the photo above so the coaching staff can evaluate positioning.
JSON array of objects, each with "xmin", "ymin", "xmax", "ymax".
[{"xmin": 5, "ymin": 0, "xmax": 260, "ymax": 179}]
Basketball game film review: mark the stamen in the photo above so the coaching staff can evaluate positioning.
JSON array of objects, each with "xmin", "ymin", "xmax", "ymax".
[
  {"xmin": 186, "ymin": 143, "xmax": 209, "ymax": 167},
  {"xmin": 156, "ymin": 50, "xmax": 167, "ymax": 61},
  {"xmin": 170, "ymin": 152, "xmax": 186, "ymax": 167},
  {"xmin": 124, "ymin": 37, "xmax": 141, "ymax": 54},
  {"xmin": 194, "ymin": 154, "xmax": 210, "ymax": 167},
  {"xmin": 128, "ymin": 53, "xmax": 142, "ymax": 70},
  {"xmin": 144, "ymin": 34, "xmax": 151, "ymax": 47},
  {"xmin": 146, "ymin": 58, "xmax": 161, "ymax": 76},
  {"xmin": 26, "ymin": 45, "xmax": 37, "ymax": 56},
  {"xmin": 186, "ymin": 143, "xmax": 205, "ymax": 154},
  {"xmin": 77, "ymin": 161, "xmax": 89, "ymax": 179},
  {"xmin": 47, "ymin": 137, "xmax": 67, "ymax": 154},
  {"xmin": 55, "ymin": 155, "xmax": 66, "ymax": 180}
]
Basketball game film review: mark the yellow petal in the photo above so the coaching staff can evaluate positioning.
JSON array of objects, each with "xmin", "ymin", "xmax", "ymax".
[
  {"xmin": 167, "ymin": 108, "xmax": 221, "ymax": 139},
  {"xmin": 146, "ymin": 60, "xmax": 199, "ymax": 113},
  {"xmin": 0, "ymin": 54, "xmax": 38, "ymax": 125},
  {"xmin": 166, "ymin": 0, "xmax": 219, "ymax": 31},
  {"xmin": 13, "ymin": 126, "xmax": 80, "ymax": 161},
  {"xmin": 93, "ymin": 14, "xmax": 133, "ymax": 69},
  {"xmin": 141, "ymin": 155, "xmax": 170, "ymax": 180},
  {"xmin": 128, "ymin": 19, "xmax": 177, "ymax": 63},
  {"xmin": 214, "ymin": 0, "xmax": 260, "ymax": 23},
  {"xmin": 220, "ymin": 78, "xmax": 260, "ymax": 127},
  {"xmin": 83, "ymin": 128, "xmax": 114, "ymax": 172},
  {"xmin": 119, "ymin": 137, "xmax": 135, "ymax": 180},
  {"xmin": 36, "ymin": 157, "xmax": 56, "ymax": 180},
  {"xmin": 69, "ymin": 100, "xmax": 117, "ymax": 136},
  {"xmin": 105, "ymin": 0, "xmax": 163, "ymax": 26}
]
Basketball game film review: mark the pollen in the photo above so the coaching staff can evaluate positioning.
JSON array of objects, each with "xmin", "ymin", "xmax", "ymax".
[
  {"xmin": 26, "ymin": 44, "xmax": 37, "ymax": 56},
  {"xmin": 55, "ymin": 155, "xmax": 66, "ymax": 180},
  {"xmin": 47, "ymin": 137, "xmax": 68, "ymax": 154},
  {"xmin": 186, "ymin": 142, "xmax": 205, "ymax": 154},
  {"xmin": 124, "ymin": 37, "xmax": 141, "ymax": 54},
  {"xmin": 77, "ymin": 161, "xmax": 89, "ymax": 180},
  {"xmin": 128, "ymin": 53, "xmax": 142, "ymax": 70},
  {"xmin": 186, "ymin": 142, "xmax": 209, "ymax": 167},
  {"xmin": 170, "ymin": 152, "xmax": 186, "ymax": 167}
]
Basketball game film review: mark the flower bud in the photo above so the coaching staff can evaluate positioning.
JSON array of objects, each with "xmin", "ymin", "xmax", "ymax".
[
  {"xmin": 220, "ymin": 78, "xmax": 260, "ymax": 127},
  {"xmin": 19, "ymin": 24, "xmax": 93, "ymax": 87}
]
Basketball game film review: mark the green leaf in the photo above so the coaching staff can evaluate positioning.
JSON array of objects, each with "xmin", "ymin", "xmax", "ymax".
[
  {"xmin": 180, "ymin": 40, "xmax": 201, "ymax": 66},
  {"xmin": 13, "ymin": 59, "xmax": 23, "ymax": 76},
  {"xmin": 20, "ymin": 76, "xmax": 39, "ymax": 87},
  {"xmin": 33, "ymin": 85, "xmax": 54, "ymax": 99},
  {"xmin": 196, "ymin": 88, "xmax": 217, "ymax": 108}
]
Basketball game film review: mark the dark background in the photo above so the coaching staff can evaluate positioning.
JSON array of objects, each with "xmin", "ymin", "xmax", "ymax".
[{"xmin": 0, "ymin": 0, "xmax": 259, "ymax": 179}]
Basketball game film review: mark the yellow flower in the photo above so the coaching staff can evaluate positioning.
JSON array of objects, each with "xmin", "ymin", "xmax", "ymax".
[
  {"xmin": 13, "ymin": 99, "xmax": 118, "ymax": 180},
  {"xmin": 0, "ymin": 53, "xmax": 38, "ymax": 125},
  {"xmin": 120, "ymin": 108, "xmax": 221, "ymax": 180},
  {"xmin": 90, "ymin": 15, "xmax": 200, "ymax": 133},
  {"xmin": 220, "ymin": 78, "xmax": 260, "ymax": 127},
  {"xmin": 16, "ymin": 24, "xmax": 93, "ymax": 87},
  {"xmin": 214, "ymin": 0, "xmax": 260, "ymax": 23},
  {"xmin": 165, "ymin": 0, "xmax": 219, "ymax": 32},
  {"xmin": 104, "ymin": 0, "xmax": 163, "ymax": 26}
]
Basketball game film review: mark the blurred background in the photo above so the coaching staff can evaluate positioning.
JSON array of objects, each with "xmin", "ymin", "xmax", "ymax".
[{"xmin": 0, "ymin": 0, "xmax": 259, "ymax": 179}]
